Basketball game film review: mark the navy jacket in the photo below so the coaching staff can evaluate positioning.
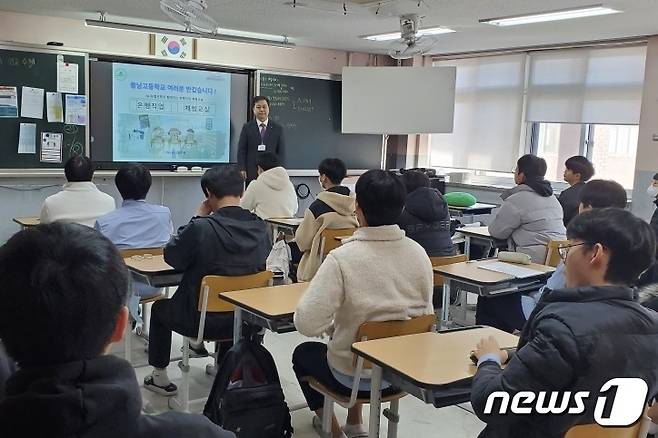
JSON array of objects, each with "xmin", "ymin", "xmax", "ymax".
[
  {"xmin": 164, "ymin": 206, "xmax": 271, "ymax": 333},
  {"xmin": 471, "ymin": 285, "xmax": 658, "ymax": 438},
  {"xmin": 0, "ymin": 355, "xmax": 234, "ymax": 438},
  {"xmin": 397, "ymin": 187, "xmax": 454, "ymax": 257}
]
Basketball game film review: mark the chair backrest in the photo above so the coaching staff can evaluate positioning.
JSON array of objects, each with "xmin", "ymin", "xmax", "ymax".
[
  {"xmin": 320, "ymin": 228, "xmax": 358, "ymax": 258},
  {"xmin": 198, "ymin": 271, "xmax": 274, "ymax": 313},
  {"xmin": 544, "ymin": 240, "xmax": 570, "ymax": 267},
  {"xmin": 565, "ymin": 416, "xmax": 649, "ymax": 438},
  {"xmin": 120, "ymin": 247, "xmax": 165, "ymax": 258},
  {"xmin": 354, "ymin": 314, "xmax": 436, "ymax": 369},
  {"xmin": 430, "ymin": 254, "xmax": 468, "ymax": 287}
]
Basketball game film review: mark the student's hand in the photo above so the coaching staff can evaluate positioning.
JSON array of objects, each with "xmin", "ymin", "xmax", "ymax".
[
  {"xmin": 473, "ymin": 336, "xmax": 508, "ymax": 363},
  {"xmin": 196, "ymin": 200, "xmax": 213, "ymax": 217}
]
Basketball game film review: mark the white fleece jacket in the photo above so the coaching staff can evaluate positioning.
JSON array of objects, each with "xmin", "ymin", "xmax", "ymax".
[
  {"xmin": 40, "ymin": 182, "xmax": 116, "ymax": 228},
  {"xmin": 240, "ymin": 166, "xmax": 298, "ymax": 219},
  {"xmin": 294, "ymin": 225, "xmax": 434, "ymax": 375}
]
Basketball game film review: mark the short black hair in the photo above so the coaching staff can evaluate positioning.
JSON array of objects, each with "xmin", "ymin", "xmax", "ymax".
[
  {"xmin": 517, "ymin": 154, "xmax": 547, "ymax": 179},
  {"xmin": 653, "ymin": 172, "xmax": 658, "ymax": 181},
  {"xmin": 567, "ymin": 208, "xmax": 655, "ymax": 285},
  {"xmin": 579, "ymin": 180, "xmax": 627, "ymax": 209},
  {"xmin": 0, "ymin": 223, "xmax": 129, "ymax": 367},
  {"xmin": 256, "ymin": 152, "xmax": 281, "ymax": 171},
  {"xmin": 318, "ymin": 158, "xmax": 347, "ymax": 185},
  {"xmin": 201, "ymin": 165, "xmax": 244, "ymax": 199},
  {"xmin": 64, "ymin": 155, "xmax": 94, "ymax": 182},
  {"xmin": 115, "ymin": 163, "xmax": 152, "ymax": 200},
  {"xmin": 252, "ymin": 95, "xmax": 270, "ymax": 108},
  {"xmin": 565, "ymin": 156, "xmax": 595, "ymax": 182},
  {"xmin": 400, "ymin": 170, "xmax": 430, "ymax": 194},
  {"xmin": 355, "ymin": 170, "xmax": 406, "ymax": 227}
]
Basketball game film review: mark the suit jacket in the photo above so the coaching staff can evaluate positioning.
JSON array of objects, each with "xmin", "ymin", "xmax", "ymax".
[{"xmin": 237, "ymin": 119, "xmax": 286, "ymax": 181}]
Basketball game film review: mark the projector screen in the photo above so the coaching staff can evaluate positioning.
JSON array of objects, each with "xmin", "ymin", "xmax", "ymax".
[
  {"xmin": 90, "ymin": 60, "xmax": 250, "ymax": 168},
  {"xmin": 341, "ymin": 67, "xmax": 456, "ymax": 135}
]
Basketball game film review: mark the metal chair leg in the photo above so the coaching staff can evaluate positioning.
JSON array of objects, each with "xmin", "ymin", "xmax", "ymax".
[
  {"xmin": 322, "ymin": 396, "xmax": 333, "ymax": 438},
  {"xmin": 169, "ymin": 337, "xmax": 191, "ymax": 412},
  {"xmin": 385, "ymin": 399, "xmax": 400, "ymax": 438}
]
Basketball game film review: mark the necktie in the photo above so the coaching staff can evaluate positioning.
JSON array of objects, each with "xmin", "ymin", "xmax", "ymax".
[{"xmin": 259, "ymin": 123, "xmax": 267, "ymax": 141}]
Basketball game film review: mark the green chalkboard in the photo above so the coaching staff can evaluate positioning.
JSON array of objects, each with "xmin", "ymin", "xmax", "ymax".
[
  {"xmin": 0, "ymin": 47, "xmax": 86, "ymax": 168},
  {"xmin": 258, "ymin": 73, "xmax": 382, "ymax": 170}
]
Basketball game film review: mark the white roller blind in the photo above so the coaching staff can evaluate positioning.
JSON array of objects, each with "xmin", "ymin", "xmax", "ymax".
[
  {"xmin": 526, "ymin": 45, "xmax": 646, "ymax": 124},
  {"xmin": 430, "ymin": 54, "xmax": 526, "ymax": 172}
]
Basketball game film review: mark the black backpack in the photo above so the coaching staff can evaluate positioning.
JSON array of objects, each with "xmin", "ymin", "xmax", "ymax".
[{"xmin": 203, "ymin": 333, "xmax": 293, "ymax": 438}]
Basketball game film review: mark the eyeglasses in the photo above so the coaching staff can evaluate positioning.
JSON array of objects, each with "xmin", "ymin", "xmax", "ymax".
[{"xmin": 558, "ymin": 242, "xmax": 589, "ymax": 261}]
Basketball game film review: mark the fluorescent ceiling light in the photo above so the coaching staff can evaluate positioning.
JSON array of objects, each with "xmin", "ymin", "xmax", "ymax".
[
  {"xmin": 362, "ymin": 26, "xmax": 455, "ymax": 41},
  {"xmin": 85, "ymin": 19, "xmax": 295, "ymax": 48},
  {"xmin": 480, "ymin": 5, "xmax": 620, "ymax": 26}
]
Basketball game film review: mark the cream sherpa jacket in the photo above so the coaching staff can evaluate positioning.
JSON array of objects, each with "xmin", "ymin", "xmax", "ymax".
[
  {"xmin": 240, "ymin": 166, "xmax": 298, "ymax": 219},
  {"xmin": 294, "ymin": 225, "xmax": 434, "ymax": 375}
]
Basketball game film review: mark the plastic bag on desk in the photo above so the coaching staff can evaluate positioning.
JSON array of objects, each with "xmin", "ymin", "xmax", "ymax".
[{"xmin": 266, "ymin": 239, "xmax": 292, "ymax": 284}]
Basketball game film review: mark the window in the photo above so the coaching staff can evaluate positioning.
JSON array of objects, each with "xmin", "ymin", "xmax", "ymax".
[
  {"xmin": 590, "ymin": 124, "xmax": 639, "ymax": 188},
  {"xmin": 425, "ymin": 45, "xmax": 646, "ymax": 188},
  {"xmin": 429, "ymin": 54, "xmax": 526, "ymax": 172},
  {"xmin": 529, "ymin": 122, "xmax": 639, "ymax": 189},
  {"xmin": 534, "ymin": 123, "xmax": 583, "ymax": 182}
]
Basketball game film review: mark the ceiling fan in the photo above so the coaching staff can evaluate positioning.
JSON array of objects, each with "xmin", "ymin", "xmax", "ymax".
[
  {"xmin": 160, "ymin": 0, "xmax": 219, "ymax": 33},
  {"xmin": 387, "ymin": 14, "xmax": 436, "ymax": 59}
]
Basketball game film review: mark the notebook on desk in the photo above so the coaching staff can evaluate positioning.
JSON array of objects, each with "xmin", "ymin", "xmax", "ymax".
[{"xmin": 478, "ymin": 262, "xmax": 545, "ymax": 278}]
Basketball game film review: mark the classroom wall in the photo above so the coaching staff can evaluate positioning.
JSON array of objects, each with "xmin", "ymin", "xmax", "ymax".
[
  {"xmin": 632, "ymin": 36, "xmax": 658, "ymax": 221},
  {"xmin": 0, "ymin": 11, "xmax": 393, "ymax": 74},
  {"xmin": 0, "ymin": 10, "xmax": 394, "ymax": 242}
]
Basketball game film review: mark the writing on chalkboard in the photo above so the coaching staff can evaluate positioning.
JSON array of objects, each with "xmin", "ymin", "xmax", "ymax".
[{"xmin": 0, "ymin": 56, "xmax": 37, "ymax": 68}]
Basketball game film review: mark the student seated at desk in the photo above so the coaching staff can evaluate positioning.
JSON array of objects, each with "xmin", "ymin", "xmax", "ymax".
[
  {"xmin": 240, "ymin": 151, "xmax": 298, "ymax": 220},
  {"xmin": 294, "ymin": 158, "xmax": 358, "ymax": 282},
  {"xmin": 0, "ymin": 223, "xmax": 234, "ymax": 438},
  {"xmin": 145, "ymin": 166, "xmax": 271, "ymax": 396},
  {"xmin": 489, "ymin": 154, "xmax": 566, "ymax": 264},
  {"xmin": 397, "ymin": 170, "xmax": 454, "ymax": 257},
  {"xmin": 522, "ymin": 179, "xmax": 627, "ymax": 319},
  {"xmin": 95, "ymin": 163, "xmax": 174, "ymax": 325},
  {"xmin": 40, "ymin": 156, "xmax": 115, "ymax": 227},
  {"xmin": 471, "ymin": 208, "xmax": 658, "ymax": 438},
  {"xmin": 293, "ymin": 170, "xmax": 434, "ymax": 438},
  {"xmin": 558, "ymin": 156, "xmax": 595, "ymax": 226},
  {"xmin": 479, "ymin": 155, "xmax": 566, "ymax": 332}
]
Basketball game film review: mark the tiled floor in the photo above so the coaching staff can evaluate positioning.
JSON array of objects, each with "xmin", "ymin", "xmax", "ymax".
[{"xmin": 114, "ymin": 316, "xmax": 485, "ymax": 438}]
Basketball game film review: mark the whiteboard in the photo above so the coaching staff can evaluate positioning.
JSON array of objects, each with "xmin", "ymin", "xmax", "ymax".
[{"xmin": 341, "ymin": 66, "xmax": 456, "ymax": 135}]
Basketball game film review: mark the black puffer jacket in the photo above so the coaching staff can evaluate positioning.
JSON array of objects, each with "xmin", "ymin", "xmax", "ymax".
[
  {"xmin": 397, "ymin": 187, "xmax": 454, "ymax": 257},
  {"xmin": 165, "ymin": 206, "xmax": 271, "ymax": 333},
  {"xmin": 471, "ymin": 286, "xmax": 658, "ymax": 438},
  {"xmin": 0, "ymin": 355, "xmax": 234, "ymax": 438}
]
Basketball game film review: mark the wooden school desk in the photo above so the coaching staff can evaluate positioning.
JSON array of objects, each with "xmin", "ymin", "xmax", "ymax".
[
  {"xmin": 123, "ymin": 254, "xmax": 182, "ymax": 288},
  {"xmin": 457, "ymin": 226, "xmax": 507, "ymax": 259},
  {"xmin": 220, "ymin": 282, "xmax": 308, "ymax": 344},
  {"xmin": 433, "ymin": 259, "xmax": 554, "ymax": 328},
  {"xmin": 449, "ymin": 202, "xmax": 498, "ymax": 223},
  {"xmin": 352, "ymin": 326, "xmax": 519, "ymax": 438},
  {"xmin": 265, "ymin": 216, "xmax": 303, "ymax": 233},
  {"xmin": 13, "ymin": 216, "xmax": 40, "ymax": 229}
]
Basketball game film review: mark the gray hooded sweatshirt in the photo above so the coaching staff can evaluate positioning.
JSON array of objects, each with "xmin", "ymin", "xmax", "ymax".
[{"xmin": 489, "ymin": 183, "xmax": 566, "ymax": 263}]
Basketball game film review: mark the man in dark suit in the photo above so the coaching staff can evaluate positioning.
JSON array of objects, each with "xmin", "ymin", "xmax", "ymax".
[{"xmin": 237, "ymin": 96, "xmax": 286, "ymax": 182}]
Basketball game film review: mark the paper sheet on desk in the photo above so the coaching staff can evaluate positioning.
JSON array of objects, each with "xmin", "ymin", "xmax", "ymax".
[{"xmin": 478, "ymin": 262, "xmax": 544, "ymax": 278}]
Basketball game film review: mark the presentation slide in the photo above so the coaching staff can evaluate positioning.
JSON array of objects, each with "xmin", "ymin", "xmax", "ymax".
[{"xmin": 111, "ymin": 63, "xmax": 231, "ymax": 163}]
